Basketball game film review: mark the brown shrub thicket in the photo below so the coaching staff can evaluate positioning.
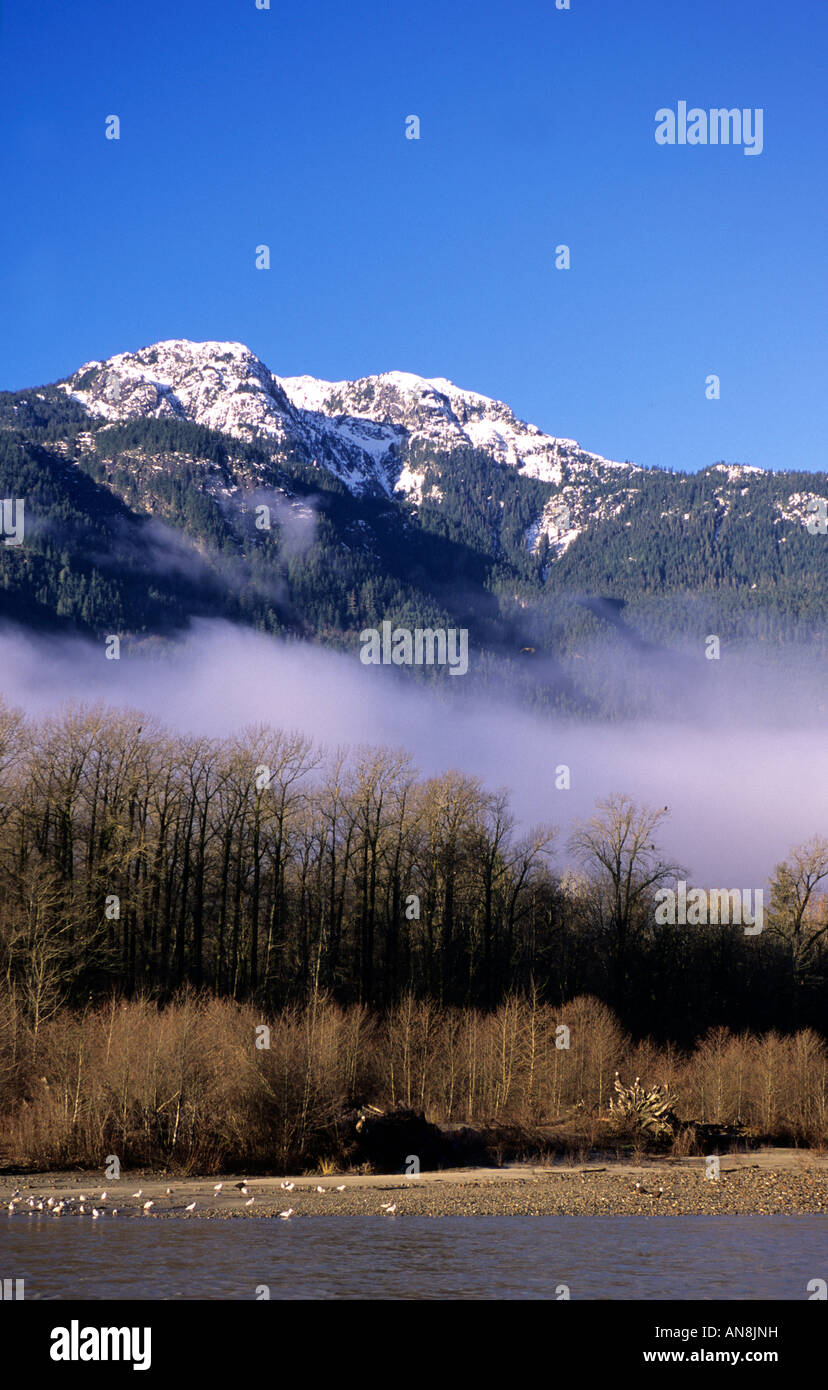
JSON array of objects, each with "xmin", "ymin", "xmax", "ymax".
[{"xmin": 0, "ymin": 989, "xmax": 825, "ymax": 1172}]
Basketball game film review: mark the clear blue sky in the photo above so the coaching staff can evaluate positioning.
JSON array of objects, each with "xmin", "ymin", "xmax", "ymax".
[{"xmin": 1, "ymin": 0, "xmax": 825, "ymax": 474}]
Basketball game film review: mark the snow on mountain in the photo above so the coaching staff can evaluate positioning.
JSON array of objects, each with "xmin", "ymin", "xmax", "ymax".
[
  {"xmin": 278, "ymin": 366, "xmax": 638, "ymax": 495},
  {"xmin": 70, "ymin": 339, "xmax": 813, "ymax": 565},
  {"xmin": 709, "ymin": 463, "xmax": 766, "ymax": 483},
  {"xmin": 45, "ymin": 336, "xmax": 828, "ymax": 579},
  {"xmin": 67, "ymin": 340, "xmax": 296, "ymax": 440},
  {"xmin": 775, "ymin": 491, "xmax": 828, "ymax": 530},
  {"xmin": 63, "ymin": 340, "xmax": 401, "ymax": 496},
  {"xmin": 62, "ymin": 340, "xmax": 639, "ymax": 514}
]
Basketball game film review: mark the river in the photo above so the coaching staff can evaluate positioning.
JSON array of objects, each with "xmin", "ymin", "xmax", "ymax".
[{"xmin": 2, "ymin": 1214, "xmax": 825, "ymax": 1299}]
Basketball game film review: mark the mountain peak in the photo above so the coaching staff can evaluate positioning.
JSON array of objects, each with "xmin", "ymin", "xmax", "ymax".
[{"xmin": 60, "ymin": 337, "xmax": 639, "ymax": 502}]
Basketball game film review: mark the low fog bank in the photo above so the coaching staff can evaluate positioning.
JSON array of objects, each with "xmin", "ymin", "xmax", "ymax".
[{"xmin": 0, "ymin": 619, "xmax": 824, "ymax": 888}]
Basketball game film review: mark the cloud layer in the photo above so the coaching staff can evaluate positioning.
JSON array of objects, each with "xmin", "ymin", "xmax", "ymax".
[{"xmin": 0, "ymin": 618, "xmax": 824, "ymax": 889}]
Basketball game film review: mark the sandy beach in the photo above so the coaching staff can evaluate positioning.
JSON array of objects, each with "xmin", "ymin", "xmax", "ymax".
[{"xmin": 3, "ymin": 1151, "xmax": 827, "ymax": 1219}]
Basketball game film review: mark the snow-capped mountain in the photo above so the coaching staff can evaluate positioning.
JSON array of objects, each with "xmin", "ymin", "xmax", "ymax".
[
  {"xmin": 56, "ymin": 339, "xmax": 827, "ymax": 570},
  {"xmin": 64, "ymin": 340, "xmax": 401, "ymax": 496},
  {"xmin": 279, "ymin": 367, "xmax": 638, "ymax": 493},
  {"xmin": 4, "ymin": 336, "xmax": 827, "ymax": 666},
  {"xmin": 63, "ymin": 339, "xmax": 636, "ymax": 502}
]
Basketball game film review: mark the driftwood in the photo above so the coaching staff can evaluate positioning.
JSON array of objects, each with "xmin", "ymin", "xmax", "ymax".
[
  {"xmin": 339, "ymin": 1105, "xmax": 450, "ymax": 1172},
  {"xmin": 610, "ymin": 1075, "xmax": 678, "ymax": 1138},
  {"xmin": 609, "ymin": 1075, "xmax": 754, "ymax": 1151},
  {"xmin": 325, "ymin": 1096, "xmax": 757, "ymax": 1174}
]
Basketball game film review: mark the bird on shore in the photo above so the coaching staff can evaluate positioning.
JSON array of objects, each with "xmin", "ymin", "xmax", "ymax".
[
  {"xmin": 316, "ymin": 1186, "xmax": 328, "ymax": 1194},
  {"xmin": 111, "ymin": 1209, "xmax": 118, "ymax": 1216},
  {"xmin": 132, "ymin": 1190, "xmax": 143, "ymax": 1198},
  {"xmin": 185, "ymin": 1201, "xmax": 196, "ymax": 1212},
  {"xmin": 165, "ymin": 1187, "xmax": 173, "ymax": 1197},
  {"xmin": 280, "ymin": 1181, "xmax": 295, "ymax": 1192},
  {"xmin": 381, "ymin": 1202, "xmax": 397, "ymax": 1214},
  {"xmin": 278, "ymin": 1208, "xmax": 294, "ymax": 1220},
  {"xmin": 335, "ymin": 1185, "xmax": 346, "ymax": 1192},
  {"xmin": 99, "ymin": 1192, "xmax": 107, "ymax": 1201},
  {"xmin": 245, "ymin": 1197, "xmax": 255, "ymax": 1207},
  {"xmin": 92, "ymin": 1208, "xmax": 101, "ymax": 1219},
  {"xmin": 238, "ymin": 1185, "xmax": 249, "ymax": 1196},
  {"xmin": 143, "ymin": 1200, "xmax": 154, "ymax": 1212},
  {"xmin": 213, "ymin": 1183, "xmax": 223, "ymax": 1193}
]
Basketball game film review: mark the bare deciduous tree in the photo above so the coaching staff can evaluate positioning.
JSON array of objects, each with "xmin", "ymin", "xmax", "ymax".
[
  {"xmin": 768, "ymin": 837, "xmax": 828, "ymax": 1008},
  {"xmin": 569, "ymin": 795, "xmax": 682, "ymax": 1009}
]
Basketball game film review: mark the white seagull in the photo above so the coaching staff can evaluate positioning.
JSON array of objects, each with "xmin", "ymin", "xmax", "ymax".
[
  {"xmin": 185, "ymin": 1201, "xmax": 196, "ymax": 1212},
  {"xmin": 278, "ymin": 1208, "xmax": 294, "ymax": 1220}
]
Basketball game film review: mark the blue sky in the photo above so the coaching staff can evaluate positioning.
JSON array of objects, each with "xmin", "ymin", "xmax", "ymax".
[{"xmin": 0, "ymin": 0, "xmax": 825, "ymax": 474}]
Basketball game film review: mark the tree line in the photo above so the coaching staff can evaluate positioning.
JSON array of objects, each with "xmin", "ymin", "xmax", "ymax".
[{"xmin": 0, "ymin": 700, "xmax": 825, "ymax": 1047}]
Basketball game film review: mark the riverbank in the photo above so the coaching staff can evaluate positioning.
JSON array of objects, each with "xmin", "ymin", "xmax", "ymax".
[{"xmin": 3, "ymin": 1151, "xmax": 827, "ymax": 1218}]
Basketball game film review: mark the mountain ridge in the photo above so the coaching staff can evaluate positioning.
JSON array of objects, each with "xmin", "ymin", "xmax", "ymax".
[
  {"xmin": 1, "ymin": 337, "xmax": 826, "ymax": 708},
  {"xmin": 61, "ymin": 337, "xmax": 641, "ymax": 501},
  {"xmin": 59, "ymin": 336, "xmax": 825, "ymax": 565}
]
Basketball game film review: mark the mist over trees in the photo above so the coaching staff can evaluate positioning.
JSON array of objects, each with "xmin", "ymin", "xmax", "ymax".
[{"xmin": 0, "ymin": 699, "xmax": 825, "ymax": 1048}]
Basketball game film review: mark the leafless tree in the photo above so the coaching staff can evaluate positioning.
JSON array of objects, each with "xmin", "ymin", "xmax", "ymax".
[{"xmin": 569, "ymin": 794, "xmax": 682, "ymax": 1009}]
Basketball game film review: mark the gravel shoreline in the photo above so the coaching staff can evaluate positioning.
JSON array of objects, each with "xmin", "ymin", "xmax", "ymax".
[{"xmin": 4, "ymin": 1152, "xmax": 828, "ymax": 1219}]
